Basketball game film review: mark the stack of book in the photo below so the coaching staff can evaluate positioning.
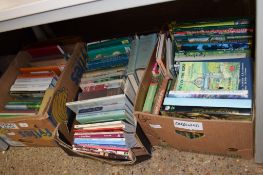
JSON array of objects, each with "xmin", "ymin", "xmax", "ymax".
[
  {"xmin": 66, "ymin": 38, "xmax": 139, "ymax": 160},
  {"xmin": 161, "ymin": 18, "xmax": 254, "ymax": 120},
  {"xmin": 0, "ymin": 45, "xmax": 67, "ymax": 118}
]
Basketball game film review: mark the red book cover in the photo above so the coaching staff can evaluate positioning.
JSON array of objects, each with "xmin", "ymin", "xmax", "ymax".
[
  {"xmin": 26, "ymin": 45, "xmax": 64, "ymax": 58},
  {"xmin": 19, "ymin": 66, "xmax": 62, "ymax": 76}
]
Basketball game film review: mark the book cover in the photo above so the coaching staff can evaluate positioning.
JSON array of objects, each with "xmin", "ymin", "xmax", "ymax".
[
  {"xmin": 127, "ymin": 36, "xmax": 140, "ymax": 92},
  {"xmin": 156, "ymin": 33, "xmax": 169, "ymax": 78},
  {"xmin": 66, "ymin": 94, "xmax": 127, "ymax": 114},
  {"xmin": 135, "ymin": 33, "xmax": 158, "ymax": 83},
  {"xmin": 142, "ymin": 63, "xmax": 160, "ymax": 113},
  {"xmin": 26, "ymin": 45, "xmax": 66, "ymax": 59},
  {"xmin": 152, "ymin": 78, "xmax": 169, "ymax": 115},
  {"xmin": 88, "ymin": 44, "xmax": 131, "ymax": 61},
  {"xmin": 175, "ymin": 58, "xmax": 252, "ymax": 92}
]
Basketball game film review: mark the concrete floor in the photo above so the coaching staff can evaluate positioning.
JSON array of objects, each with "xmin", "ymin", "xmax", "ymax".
[{"xmin": 0, "ymin": 146, "xmax": 263, "ymax": 175}]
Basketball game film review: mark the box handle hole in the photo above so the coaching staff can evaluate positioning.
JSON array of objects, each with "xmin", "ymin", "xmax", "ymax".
[{"xmin": 175, "ymin": 130, "xmax": 204, "ymax": 139}]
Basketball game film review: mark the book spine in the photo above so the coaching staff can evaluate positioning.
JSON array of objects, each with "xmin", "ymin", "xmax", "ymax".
[
  {"xmin": 74, "ymin": 144, "xmax": 128, "ymax": 151},
  {"xmin": 74, "ymin": 133, "xmax": 124, "ymax": 138},
  {"xmin": 152, "ymin": 78, "xmax": 169, "ymax": 115},
  {"xmin": 76, "ymin": 110, "xmax": 126, "ymax": 123},
  {"xmin": 74, "ymin": 138, "xmax": 126, "ymax": 145},
  {"xmin": 88, "ymin": 44, "xmax": 130, "ymax": 61},
  {"xmin": 87, "ymin": 54, "xmax": 129, "ymax": 71},
  {"xmin": 87, "ymin": 37, "xmax": 131, "ymax": 50},
  {"xmin": 168, "ymin": 90, "xmax": 248, "ymax": 99},
  {"xmin": 177, "ymin": 42, "xmax": 250, "ymax": 52},
  {"xmin": 78, "ymin": 103, "xmax": 125, "ymax": 114},
  {"xmin": 142, "ymin": 83, "xmax": 158, "ymax": 113},
  {"xmin": 174, "ymin": 28, "xmax": 253, "ymax": 36},
  {"xmin": 5, "ymin": 104, "xmax": 40, "ymax": 110},
  {"xmin": 81, "ymin": 80, "xmax": 124, "ymax": 92}
]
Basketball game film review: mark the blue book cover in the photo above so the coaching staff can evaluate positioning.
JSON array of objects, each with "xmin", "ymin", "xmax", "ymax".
[{"xmin": 74, "ymin": 138, "xmax": 126, "ymax": 145}]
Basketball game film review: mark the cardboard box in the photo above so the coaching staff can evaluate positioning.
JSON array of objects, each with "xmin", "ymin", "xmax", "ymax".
[
  {"xmin": 134, "ymin": 49, "xmax": 254, "ymax": 159},
  {"xmin": 0, "ymin": 42, "xmax": 87, "ymax": 147},
  {"xmin": 55, "ymin": 119, "xmax": 152, "ymax": 164}
]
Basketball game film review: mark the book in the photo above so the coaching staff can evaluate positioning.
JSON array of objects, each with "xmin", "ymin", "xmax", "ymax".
[
  {"xmin": 38, "ymin": 88, "xmax": 55, "ymax": 115},
  {"xmin": 80, "ymin": 79, "xmax": 125, "ymax": 92},
  {"xmin": 14, "ymin": 77, "xmax": 57, "ymax": 85},
  {"xmin": 174, "ymin": 18, "xmax": 251, "ymax": 29},
  {"xmin": 77, "ymin": 100, "xmax": 133, "ymax": 116},
  {"xmin": 81, "ymin": 67, "xmax": 126, "ymax": 79},
  {"xmin": 88, "ymin": 44, "xmax": 131, "ymax": 61},
  {"xmin": 152, "ymin": 78, "xmax": 169, "ymax": 115},
  {"xmin": 135, "ymin": 33, "xmax": 158, "ymax": 84},
  {"xmin": 165, "ymin": 36, "xmax": 176, "ymax": 78},
  {"xmin": 127, "ymin": 36, "xmax": 140, "ymax": 93},
  {"xmin": 162, "ymin": 105, "xmax": 252, "ymax": 116},
  {"xmin": 80, "ymin": 70, "xmax": 125, "ymax": 84},
  {"xmin": 4, "ymin": 104, "xmax": 40, "ymax": 110},
  {"xmin": 163, "ymin": 97, "xmax": 252, "ymax": 108},
  {"xmin": 25, "ymin": 44, "xmax": 67, "ymax": 60},
  {"xmin": 156, "ymin": 33, "xmax": 168, "ymax": 78},
  {"xmin": 76, "ymin": 110, "xmax": 134, "ymax": 125},
  {"xmin": 174, "ymin": 50, "xmax": 251, "ymax": 61},
  {"xmin": 176, "ymin": 42, "xmax": 250, "ymax": 52},
  {"xmin": 164, "ymin": 58, "xmax": 253, "ymax": 108},
  {"xmin": 86, "ymin": 54, "xmax": 129, "ymax": 71},
  {"xmin": 87, "ymin": 37, "xmax": 131, "ymax": 51},
  {"xmin": 142, "ymin": 63, "xmax": 160, "ymax": 113},
  {"xmin": 29, "ymin": 57, "xmax": 67, "ymax": 67},
  {"xmin": 19, "ymin": 65, "xmax": 62, "ymax": 76},
  {"xmin": 174, "ymin": 34, "xmax": 253, "ymax": 44},
  {"xmin": 175, "ymin": 58, "xmax": 252, "ymax": 93},
  {"xmin": 78, "ymin": 87, "xmax": 123, "ymax": 101},
  {"xmin": 10, "ymin": 83, "xmax": 55, "ymax": 92},
  {"xmin": 74, "ymin": 121, "xmax": 136, "ymax": 133},
  {"xmin": 73, "ymin": 143, "xmax": 129, "ymax": 151},
  {"xmin": 0, "ymin": 110, "xmax": 37, "ymax": 118},
  {"xmin": 66, "ymin": 94, "xmax": 129, "ymax": 114}
]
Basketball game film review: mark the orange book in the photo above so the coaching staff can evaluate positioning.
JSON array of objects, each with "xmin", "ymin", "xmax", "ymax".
[
  {"xmin": 19, "ymin": 66, "xmax": 62, "ymax": 76},
  {"xmin": 17, "ymin": 72, "xmax": 57, "ymax": 79}
]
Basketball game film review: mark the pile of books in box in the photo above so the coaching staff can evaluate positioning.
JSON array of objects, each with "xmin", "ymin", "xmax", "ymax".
[
  {"xmin": 160, "ymin": 18, "xmax": 254, "ymax": 120},
  {"xmin": 66, "ymin": 38, "xmax": 143, "ymax": 160},
  {"xmin": 0, "ymin": 45, "xmax": 67, "ymax": 117}
]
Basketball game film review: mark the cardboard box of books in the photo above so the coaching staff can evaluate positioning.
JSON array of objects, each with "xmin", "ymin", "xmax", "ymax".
[
  {"xmin": 0, "ymin": 42, "xmax": 87, "ymax": 147},
  {"xmin": 54, "ymin": 38, "xmax": 151, "ymax": 164},
  {"xmin": 134, "ymin": 23, "xmax": 255, "ymax": 159}
]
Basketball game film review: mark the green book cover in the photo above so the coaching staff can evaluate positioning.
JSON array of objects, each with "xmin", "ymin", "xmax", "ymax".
[
  {"xmin": 76, "ymin": 110, "xmax": 133, "ymax": 124},
  {"xmin": 87, "ymin": 37, "xmax": 131, "ymax": 50},
  {"xmin": 88, "ymin": 44, "xmax": 130, "ymax": 61},
  {"xmin": 175, "ymin": 61, "xmax": 241, "ymax": 91},
  {"xmin": 142, "ymin": 83, "xmax": 158, "ymax": 113}
]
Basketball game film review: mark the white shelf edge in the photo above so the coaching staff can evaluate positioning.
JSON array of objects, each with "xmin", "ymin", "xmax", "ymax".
[
  {"xmin": 255, "ymin": 0, "xmax": 263, "ymax": 164},
  {"xmin": 0, "ymin": 0, "xmax": 174, "ymax": 33}
]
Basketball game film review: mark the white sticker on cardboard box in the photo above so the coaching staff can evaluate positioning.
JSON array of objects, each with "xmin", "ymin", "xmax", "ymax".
[
  {"xmin": 7, "ymin": 132, "xmax": 15, "ymax": 136},
  {"xmin": 18, "ymin": 123, "xmax": 29, "ymax": 128},
  {"xmin": 0, "ymin": 123, "xmax": 19, "ymax": 129},
  {"xmin": 174, "ymin": 120, "xmax": 203, "ymax": 131},
  {"xmin": 149, "ymin": 124, "xmax": 162, "ymax": 129}
]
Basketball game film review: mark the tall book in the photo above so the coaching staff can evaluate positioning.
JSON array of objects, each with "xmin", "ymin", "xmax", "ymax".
[
  {"xmin": 156, "ymin": 33, "xmax": 169, "ymax": 78},
  {"xmin": 126, "ymin": 36, "xmax": 140, "ymax": 93},
  {"xmin": 135, "ymin": 33, "xmax": 158, "ymax": 84}
]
